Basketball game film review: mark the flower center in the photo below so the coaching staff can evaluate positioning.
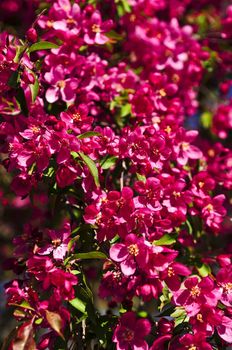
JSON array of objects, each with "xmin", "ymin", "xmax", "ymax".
[
  {"xmin": 190, "ymin": 286, "xmax": 201, "ymax": 298},
  {"xmin": 188, "ymin": 346, "xmax": 197, "ymax": 350},
  {"xmin": 152, "ymin": 148, "xmax": 159, "ymax": 155},
  {"xmin": 159, "ymin": 88, "xmax": 166, "ymax": 97},
  {"xmin": 182, "ymin": 142, "xmax": 189, "ymax": 151},
  {"xmin": 130, "ymin": 14, "xmax": 136, "ymax": 22},
  {"xmin": 172, "ymin": 74, "xmax": 180, "ymax": 83},
  {"xmin": 96, "ymin": 213, "xmax": 102, "ymax": 225},
  {"xmin": 206, "ymin": 203, "xmax": 213, "ymax": 212},
  {"xmin": 164, "ymin": 125, "xmax": 172, "ymax": 134},
  {"xmin": 196, "ymin": 313, "xmax": 203, "ymax": 322},
  {"xmin": 8, "ymin": 143, "xmax": 13, "ymax": 151},
  {"xmin": 57, "ymin": 80, "xmax": 66, "ymax": 88},
  {"xmin": 123, "ymin": 329, "xmax": 134, "ymax": 342},
  {"xmin": 113, "ymin": 271, "xmax": 121, "ymax": 281},
  {"xmin": 128, "ymin": 244, "xmax": 139, "ymax": 256},
  {"xmin": 66, "ymin": 18, "xmax": 76, "ymax": 25},
  {"xmin": 92, "ymin": 24, "xmax": 101, "ymax": 33},
  {"xmin": 198, "ymin": 181, "xmax": 204, "ymax": 188},
  {"xmin": 72, "ymin": 112, "xmax": 81, "ymax": 122},
  {"xmin": 52, "ymin": 238, "xmax": 61, "ymax": 247},
  {"xmin": 117, "ymin": 198, "xmax": 125, "ymax": 208},
  {"xmin": 224, "ymin": 282, "xmax": 232, "ymax": 293},
  {"xmin": 208, "ymin": 149, "xmax": 215, "ymax": 157},
  {"xmin": 31, "ymin": 126, "xmax": 40, "ymax": 134},
  {"xmin": 47, "ymin": 20, "xmax": 53, "ymax": 28},
  {"xmin": 147, "ymin": 189, "xmax": 154, "ymax": 199},
  {"xmin": 173, "ymin": 191, "xmax": 181, "ymax": 198},
  {"xmin": 167, "ymin": 267, "xmax": 175, "ymax": 277}
]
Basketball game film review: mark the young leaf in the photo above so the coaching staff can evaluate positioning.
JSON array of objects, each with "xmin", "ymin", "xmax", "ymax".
[
  {"xmin": 100, "ymin": 155, "xmax": 118, "ymax": 170},
  {"xmin": 78, "ymin": 152, "xmax": 100, "ymax": 187},
  {"xmin": 30, "ymin": 75, "xmax": 39, "ymax": 103},
  {"xmin": 45, "ymin": 310, "xmax": 65, "ymax": 340},
  {"xmin": 9, "ymin": 301, "xmax": 35, "ymax": 311},
  {"xmin": 28, "ymin": 41, "xmax": 59, "ymax": 53},
  {"xmin": 201, "ymin": 111, "xmax": 212, "ymax": 129},
  {"xmin": 69, "ymin": 297, "xmax": 87, "ymax": 314},
  {"xmin": 136, "ymin": 173, "xmax": 146, "ymax": 182},
  {"xmin": 121, "ymin": 103, "xmax": 131, "ymax": 117},
  {"xmin": 153, "ymin": 234, "xmax": 176, "ymax": 246},
  {"xmin": 77, "ymin": 131, "xmax": 101, "ymax": 139},
  {"xmin": 66, "ymin": 251, "xmax": 107, "ymax": 264},
  {"xmin": 197, "ymin": 263, "xmax": 211, "ymax": 277}
]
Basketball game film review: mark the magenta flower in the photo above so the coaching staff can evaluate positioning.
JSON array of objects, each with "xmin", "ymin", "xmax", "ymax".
[
  {"xmin": 60, "ymin": 104, "xmax": 93, "ymax": 134},
  {"xmin": 48, "ymin": 269, "xmax": 78, "ymax": 300},
  {"xmin": 191, "ymin": 171, "xmax": 215, "ymax": 198},
  {"xmin": 160, "ymin": 262, "xmax": 191, "ymax": 291},
  {"xmin": 134, "ymin": 177, "xmax": 162, "ymax": 210},
  {"xmin": 83, "ymin": 11, "xmax": 113, "ymax": 45},
  {"xmin": 216, "ymin": 266, "xmax": 232, "ymax": 307},
  {"xmin": 150, "ymin": 335, "xmax": 172, "ymax": 350},
  {"xmin": 179, "ymin": 333, "xmax": 213, "ymax": 350},
  {"xmin": 110, "ymin": 234, "xmax": 149, "ymax": 276},
  {"xmin": 173, "ymin": 276, "xmax": 222, "ymax": 317},
  {"xmin": 201, "ymin": 195, "xmax": 226, "ymax": 232},
  {"xmin": 113, "ymin": 312, "xmax": 151, "ymax": 350},
  {"xmin": 44, "ymin": 65, "xmax": 78, "ymax": 103},
  {"xmin": 173, "ymin": 129, "xmax": 202, "ymax": 166},
  {"xmin": 189, "ymin": 304, "xmax": 232, "ymax": 343},
  {"xmin": 56, "ymin": 163, "xmax": 80, "ymax": 188},
  {"xmin": 38, "ymin": 223, "xmax": 71, "ymax": 260}
]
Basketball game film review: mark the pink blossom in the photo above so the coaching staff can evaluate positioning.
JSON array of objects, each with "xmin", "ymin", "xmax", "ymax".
[
  {"xmin": 110, "ymin": 234, "xmax": 149, "ymax": 276},
  {"xmin": 173, "ymin": 276, "xmax": 222, "ymax": 317},
  {"xmin": 83, "ymin": 11, "xmax": 113, "ymax": 45},
  {"xmin": 113, "ymin": 312, "xmax": 151, "ymax": 350},
  {"xmin": 44, "ymin": 65, "xmax": 78, "ymax": 103}
]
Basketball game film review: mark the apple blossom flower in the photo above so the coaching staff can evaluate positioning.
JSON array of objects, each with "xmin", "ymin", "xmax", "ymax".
[{"xmin": 113, "ymin": 312, "xmax": 151, "ymax": 350}]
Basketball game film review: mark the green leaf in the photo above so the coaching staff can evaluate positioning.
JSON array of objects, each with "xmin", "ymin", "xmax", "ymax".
[
  {"xmin": 121, "ymin": 0, "xmax": 131, "ymax": 12},
  {"xmin": 15, "ymin": 87, "xmax": 28, "ymax": 116},
  {"xmin": 197, "ymin": 263, "xmax": 211, "ymax": 277},
  {"xmin": 201, "ymin": 111, "xmax": 212, "ymax": 128},
  {"xmin": 45, "ymin": 310, "xmax": 65, "ymax": 340},
  {"xmin": 106, "ymin": 30, "xmax": 124, "ymax": 41},
  {"xmin": 28, "ymin": 41, "xmax": 59, "ymax": 53},
  {"xmin": 136, "ymin": 173, "xmax": 146, "ymax": 182},
  {"xmin": 14, "ymin": 45, "xmax": 27, "ymax": 63},
  {"xmin": 171, "ymin": 307, "xmax": 186, "ymax": 318},
  {"xmin": 100, "ymin": 155, "xmax": 118, "ymax": 170},
  {"xmin": 8, "ymin": 70, "xmax": 20, "ymax": 88},
  {"xmin": 9, "ymin": 301, "xmax": 35, "ymax": 311},
  {"xmin": 116, "ymin": 0, "xmax": 131, "ymax": 16},
  {"xmin": 78, "ymin": 152, "xmax": 100, "ymax": 187},
  {"xmin": 35, "ymin": 318, "xmax": 43, "ymax": 325},
  {"xmin": 29, "ymin": 74, "xmax": 39, "ymax": 103},
  {"xmin": 153, "ymin": 234, "xmax": 176, "ymax": 246},
  {"xmin": 121, "ymin": 103, "xmax": 131, "ymax": 117},
  {"xmin": 186, "ymin": 219, "xmax": 193, "ymax": 235},
  {"xmin": 77, "ymin": 131, "xmax": 101, "ymax": 139},
  {"xmin": 171, "ymin": 307, "xmax": 188, "ymax": 327},
  {"xmin": 67, "ymin": 235, "xmax": 80, "ymax": 253},
  {"xmin": 66, "ymin": 251, "xmax": 107, "ymax": 263},
  {"xmin": 69, "ymin": 298, "xmax": 87, "ymax": 314},
  {"xmin": 71, "ymin": 151, "xmax": 78, "ymax": 159}
]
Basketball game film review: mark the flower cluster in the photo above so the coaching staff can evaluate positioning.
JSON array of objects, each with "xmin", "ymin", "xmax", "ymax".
[{"xmin": 0, "ymin": 0, "xmax": 231, "ymax": 349}]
